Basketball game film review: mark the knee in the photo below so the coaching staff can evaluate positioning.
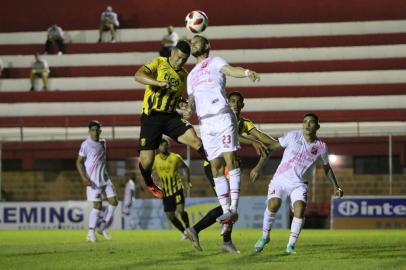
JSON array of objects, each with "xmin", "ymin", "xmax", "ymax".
[{"xmin": 267, "ymin": 199, "xmax": 280, "ymax": 212}]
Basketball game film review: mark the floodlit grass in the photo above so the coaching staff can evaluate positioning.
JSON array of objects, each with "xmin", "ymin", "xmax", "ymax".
[{"xmin": 0, "ymin": 229, "xmax": 405, "ymax": 270}]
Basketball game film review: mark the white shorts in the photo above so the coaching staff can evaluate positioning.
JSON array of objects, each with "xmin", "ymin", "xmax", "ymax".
[
  {"xmin": 86, "ymin": 180, "xmax": 117, "ymax": 202},
  {"xmin": 199, "ymin": 112, "xmax": 239, "ymax": 161},
  {"xmin": 267, "ymin": 178, "xmax": 308, "ymax": 207}
]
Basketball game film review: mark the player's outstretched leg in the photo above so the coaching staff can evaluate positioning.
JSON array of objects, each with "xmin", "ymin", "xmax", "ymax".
[{"xmin": 139, "ymin": 163, "xmax": 163, "ymax": 199}]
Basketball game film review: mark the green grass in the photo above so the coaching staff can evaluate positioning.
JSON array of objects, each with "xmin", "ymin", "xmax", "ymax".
[{"xmin": 0, "ymin": 229, "xmax": 405, "ymax": 270}]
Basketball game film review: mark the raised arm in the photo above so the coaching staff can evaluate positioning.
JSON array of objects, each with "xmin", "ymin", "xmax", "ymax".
[
  {"xmin": 134, "ymin": 66, "xmax": 170, "ymax": 88},
  {"xmin": 323, "ymin": 164, "xmax": 344, "ymax": 198},
  {"xmin": 220, "ymin": 65, "xmax": 260, "ymax": 82},
  {"xmin": 239, "ymin": 134, "xmax": 269, "ymax": 156},
  {"xmin": 248, "ymin": 128, "xmax": 277, "ymax": 146}
]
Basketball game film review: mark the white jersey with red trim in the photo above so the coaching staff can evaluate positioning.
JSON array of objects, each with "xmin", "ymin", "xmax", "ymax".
[
  {"xmin": 187, "ymin": 56, "xmax": 230, "ymax": 118},
  {"xmin": 78, "ymin": 137, "xmax": 109, "ymax": 187},
  {"xmin": 273, "ymin": 130, "xmax": 329, "ymax": 184}
]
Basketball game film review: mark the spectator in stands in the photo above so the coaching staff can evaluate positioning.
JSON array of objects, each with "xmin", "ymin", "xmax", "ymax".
[
  {"xmin": 159, "ymin": 25, "xmax": 179, "ymax": 57},
  {"xmin": 30, "ymin": 53, "xmax": 50, "ymax": 91},
  {"xmin": 98, "ymin": 6, "xmax": 120, "ymax": 43},
  {"xmin": 45, "ymin": 24, "xmax": 65, "ymax": 55}
]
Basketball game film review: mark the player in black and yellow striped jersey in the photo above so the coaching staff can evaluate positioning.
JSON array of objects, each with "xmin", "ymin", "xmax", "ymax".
[
  {"xmin": 134, "ymin": 40, "xmax": 208, "ymax": 199},
  {"xmin": 228, "ymin": 91, "xmax": 276, "ymax": 182},
  {"xmin": 152, "ymin": 138, "xmax": 191, "ymax": 235},
  {"xmin": 186, "ymin": 91, "xmax": 276, "ymax": 253}
]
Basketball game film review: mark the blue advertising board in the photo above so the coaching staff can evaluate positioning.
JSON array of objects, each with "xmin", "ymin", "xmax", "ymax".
[{"xmin": 331, "ymin": 196, "xmax": 406, "ymax": 229}]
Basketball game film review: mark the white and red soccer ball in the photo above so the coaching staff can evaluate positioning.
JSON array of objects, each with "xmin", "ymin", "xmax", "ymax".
[{"xmin": 185, "ymin": 10, "xmax": 208, "ymax": 33}]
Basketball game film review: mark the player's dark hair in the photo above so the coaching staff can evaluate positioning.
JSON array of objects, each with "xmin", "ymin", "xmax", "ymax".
[
  {"xmin": 88, "ymin": 120, "xmax": 101, "ymax": 129},
  {"xmin": 176, "ymin": 40, "xmax": 191, "ymax": 56},
  {"xmin": 228, "ymin": 91, "xmax": 245, "ymax": 103},
  {"xmin": 304, "ymin": 113, "xmax": 320, "ymax": 125}
]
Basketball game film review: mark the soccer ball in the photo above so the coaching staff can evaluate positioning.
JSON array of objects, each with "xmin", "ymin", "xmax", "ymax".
[{"xmin": 185, "ymin": 10, "xmax": 208, "ymax": 33}]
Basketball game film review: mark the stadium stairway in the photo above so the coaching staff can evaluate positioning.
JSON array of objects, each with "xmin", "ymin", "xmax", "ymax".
[{"xmin": 0, "ymin": 21, "xmax": 405, "ymax": 155}]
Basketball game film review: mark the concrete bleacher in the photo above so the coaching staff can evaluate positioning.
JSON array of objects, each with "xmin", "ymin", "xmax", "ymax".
[{"xmin": 1, "ymin": 20, "xmax": 406, "ymax": 142}]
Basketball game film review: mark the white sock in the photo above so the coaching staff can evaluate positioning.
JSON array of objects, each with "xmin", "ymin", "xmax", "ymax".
[
  {"xmin": 262, "ymin": 208, "xmax": 276, "ymax": 238},
  {"xmin": 228, "ymin": 168, "xmax": 241, "ymax": 212},
  {"xmin": 88, "ymin": 208, "xmax": 100, "ymax": 234},
  {"xmin": 288, "ymin": 217, "xmax": 304, "ymax": 247},
  {"xmin": 214, "ymin": 176, "xmax": 230, "ymax": 213},
  {"xmin": 104, "ymin": 204, "xmax": 116, "ymax": 223}
]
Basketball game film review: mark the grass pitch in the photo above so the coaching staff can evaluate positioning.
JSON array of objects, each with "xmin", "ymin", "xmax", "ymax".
[{"xmin": 0, "ymin": 229, "xmax": 405, "ymax": 270}]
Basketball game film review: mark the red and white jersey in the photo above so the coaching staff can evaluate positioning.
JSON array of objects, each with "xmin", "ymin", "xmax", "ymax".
[
  {"xmin": 187, "ymin": 56, "xmax": 230, "ymax": 119},
  {"xmin": 273, "ymin": 131, "xmax": 329, "ymax": 184},
  {"xmin": 78, "ymin": 138, "xmax": 109, "ymax": 187}
]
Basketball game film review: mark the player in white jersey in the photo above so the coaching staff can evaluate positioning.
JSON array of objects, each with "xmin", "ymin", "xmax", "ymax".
[
  {"xmin": 76, "ymin": 120, "xmax": 118, "ymax": 242},
  {"xmin": 122, "ymin": 175, "xmax": 138, "ymax": 229},
  {"xmin": 184, "ymin": 35, "xmax": 260, "ymax": 226},
  {"xmin": 254, "ymin": 113, "xmax": 344, "ymax": 254}
]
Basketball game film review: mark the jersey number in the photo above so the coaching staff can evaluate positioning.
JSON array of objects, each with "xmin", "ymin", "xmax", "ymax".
[{"xmin": 222, "ymin": 135, "xmax": 231, "ymax": 144}]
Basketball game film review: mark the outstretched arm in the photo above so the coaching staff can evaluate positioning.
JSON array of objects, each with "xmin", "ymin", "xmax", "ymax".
[
  {"xmin": 239, "ymin": 135, "xmax": 269, "ymax": 156},
  {"xmin": 323, "ymin": 164, "xmax": 344, "ymax": 198},
  {"xmin": 134, "ymin": 66, "xmax": 170, "ymax": 88},
  {"xmin": 221, "ymin": 65, "xmax": 260, "ymax": 82},
  {"xmin": 249, "ymin": 128, "xmax": 277, "ymax": 146}
]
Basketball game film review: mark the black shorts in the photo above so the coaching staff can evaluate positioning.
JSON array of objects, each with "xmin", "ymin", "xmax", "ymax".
[
  {"xmin": 139, "ymin": 111, "xmax": 193, "ymax": 151},
  {"xmin": 163, "ymin": 190, "xmax": 185, "ymax": 212}
]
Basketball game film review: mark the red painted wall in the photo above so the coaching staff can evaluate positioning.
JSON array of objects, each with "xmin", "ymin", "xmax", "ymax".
[{"xmin": 2, "ymin": 0, "xmax": 406, "ymax": 32}]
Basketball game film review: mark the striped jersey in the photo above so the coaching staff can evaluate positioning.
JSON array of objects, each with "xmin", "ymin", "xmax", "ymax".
[
  {"xmin": 152, "ymin": 152, "xmax": 185, "ymax": 197},
  {"xmin": 142, "ymin": 57, "xmax": 188, "ymax": 115}
]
